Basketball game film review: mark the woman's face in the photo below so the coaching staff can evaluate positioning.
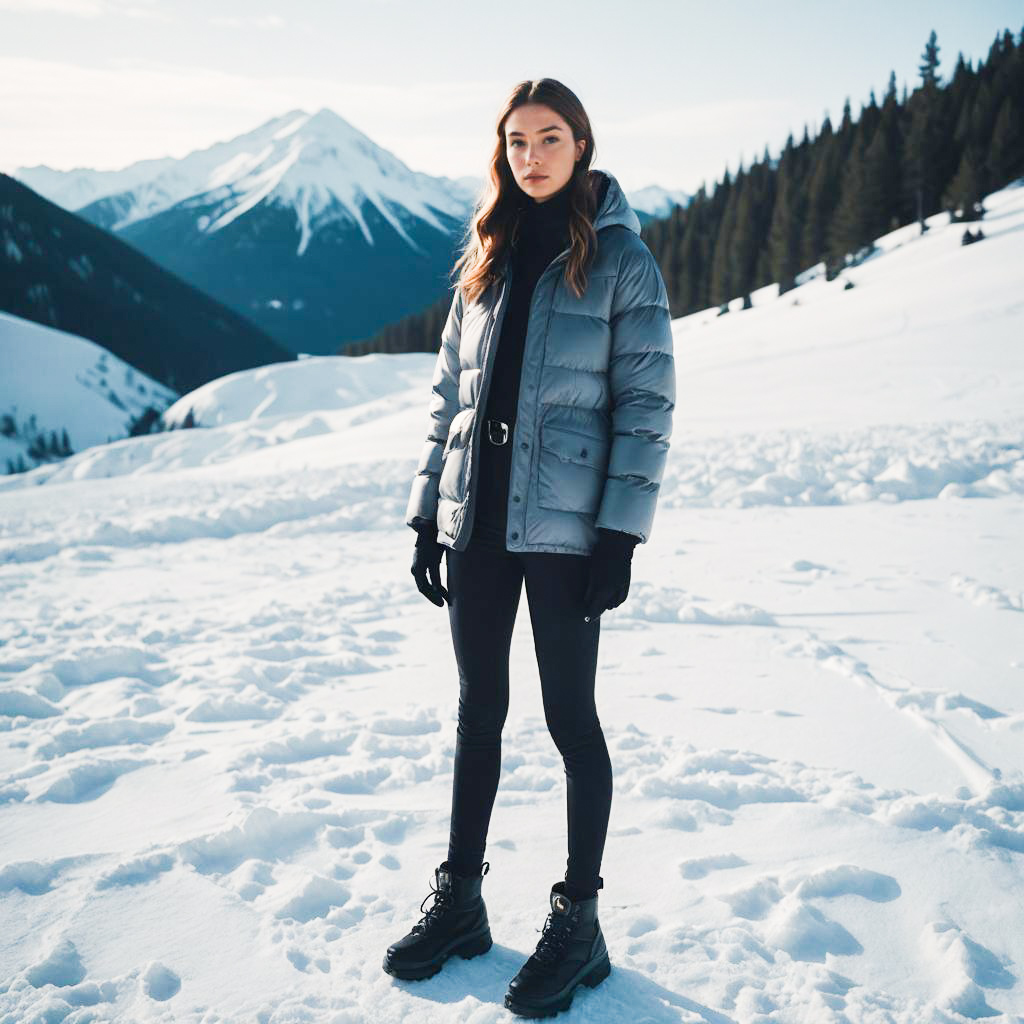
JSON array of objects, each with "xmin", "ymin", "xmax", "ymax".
[{"xmin": 504, "ymin": 103, "xmax": 585, "ymax": 203}]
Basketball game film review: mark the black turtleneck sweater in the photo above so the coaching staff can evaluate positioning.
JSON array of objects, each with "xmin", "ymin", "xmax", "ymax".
[
  {"xmin": 472, "ymin": 183, "xmax": 573, "ymax": 543},
  {"xmin": 483, "ymin": 181, "xmax": 574, "ymax": 429}
]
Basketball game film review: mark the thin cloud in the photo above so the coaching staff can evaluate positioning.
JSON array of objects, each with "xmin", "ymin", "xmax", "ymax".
[
  {"xmin": 0, "ymin": 56, "xmax": 502, "ymax": 175},
  {"xmin": 208, "ymin": 15, "xmax": 286, "ymax": 30},
  {"xmin": 0, "ymin": 0, "xmax": 167, "ymax": 17}
]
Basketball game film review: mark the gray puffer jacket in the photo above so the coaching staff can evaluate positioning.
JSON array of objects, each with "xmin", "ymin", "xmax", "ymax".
[{"xmin": 405, "ymin": 168, "xmax": 675, "ymax": 555}]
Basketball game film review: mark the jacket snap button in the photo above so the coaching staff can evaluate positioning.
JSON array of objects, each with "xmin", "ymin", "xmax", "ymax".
[
  {"xmin": 513, "ymin": 495, "xmax": 521, "ymax": 503},
  {"xmin": 511, "ymin": 531, "xmax": 519, "ymax": 540},
  {"xmin": 520, "ymin": 442, "xmax": 529, "ymax": 450},
  {"xmin": 581, "ymin": 448, "xmax": 588, "ymax": 457}
]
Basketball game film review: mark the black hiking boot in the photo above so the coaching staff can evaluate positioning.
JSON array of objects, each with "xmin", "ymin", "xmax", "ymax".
[
  {"xmin": 504, "ymin": 879, "xmax": 611, "ymax": 1018},
  {"xmin": 382, "ymin": 860, "xmax": 492, "ymax": 980}
]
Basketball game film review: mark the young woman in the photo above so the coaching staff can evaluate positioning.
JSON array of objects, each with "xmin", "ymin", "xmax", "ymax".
[{"xmin": 385, "ymin": 77, "xmax": 675, "ymax": 1017}]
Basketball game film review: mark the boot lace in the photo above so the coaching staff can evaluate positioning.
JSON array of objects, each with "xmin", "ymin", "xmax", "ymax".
[
  {"xmin": 411, "ymin": 878, "xmax": 454, "ymax": 935},
  {"xmin": 532, "ymin": 907, "xmax": 579, "ymax": 967}
]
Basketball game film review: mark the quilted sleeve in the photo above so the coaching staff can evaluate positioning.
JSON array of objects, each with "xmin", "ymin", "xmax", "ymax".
[
  {"xmin": 595, "ymin": 240, "xmax": 675, "ymax": 543},
  {"xmin": 405, "ymin": 287, "xmax": 464, "ymax": 531}
]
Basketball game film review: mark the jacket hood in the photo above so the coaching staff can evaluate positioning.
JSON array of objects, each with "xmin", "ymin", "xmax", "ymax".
[{"xmin": 591, "ymin": 169, "xmax": 641, "ymax": 236}]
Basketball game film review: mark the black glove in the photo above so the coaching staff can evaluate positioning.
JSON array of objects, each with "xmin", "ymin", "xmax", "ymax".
[
  {"xmin": 410, "ymin": 523, "xmax": 449, "ymax": 607},
  {"xmin": 582, "ymin": 528, "xmax": 639, "ymax": 621}
]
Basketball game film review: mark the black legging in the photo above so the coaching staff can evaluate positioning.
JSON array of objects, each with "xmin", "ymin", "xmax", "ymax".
[{"xmin": 444, "ymin": 518, "xmax": 613, "ymax": 896}]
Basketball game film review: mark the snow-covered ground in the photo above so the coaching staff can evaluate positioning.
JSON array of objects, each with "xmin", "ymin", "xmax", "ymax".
[{"xmin": 1, "ymin": 181, "xmax": 1022, "ymax": 1023}]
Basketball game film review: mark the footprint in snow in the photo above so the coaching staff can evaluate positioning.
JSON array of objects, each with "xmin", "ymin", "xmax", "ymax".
[
  {"xmin": 679, "ymin": 853, "xmax": 748, "ymax": 879},
  {"xmin": 96, "ymin": 851, "xmax": 176, "ymax": 890},
  {"xmin": 25, "ymin": 938, "xmax": 86, "ymax": 988},
  {"xmin": 38, "ymin": 758, "xmax": 155, "ymax": 803},
  {"xmin": 793, "ymin": 864, "xmax": 901, "ymax": 902},
  {"xmin": 763, "ymin": 895, "xmax": 863, "ymax": 962},
  {"xmin": 275, "ymin": 875, "xmax": 352, "ymax": 923},
  {"xmin": 141, "ymin": 961, "xmax": 181, "ymax": 1000},
  {"xmin": 0, "ymin": 858, "xmax": 74, "ymax": 895}
]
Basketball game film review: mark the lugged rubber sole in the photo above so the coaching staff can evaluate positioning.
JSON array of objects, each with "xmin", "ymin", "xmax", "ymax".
[
  {"xmin": 504, "ymin": 951, "xmax": 611, "ymax": 1018},
  {"xmin": 382, "ymin": 928, "xmax": 493, "ymax": 981}
]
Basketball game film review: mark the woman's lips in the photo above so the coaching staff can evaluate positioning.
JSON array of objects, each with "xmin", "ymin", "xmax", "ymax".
[{"xmin": 525, "ymin": 174, "xmax": 547, "ymax": 181}]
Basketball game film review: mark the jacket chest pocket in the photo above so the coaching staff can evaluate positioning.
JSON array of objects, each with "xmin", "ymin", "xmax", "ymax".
[{"xmin": 536, "ymin": 422, "xmax": 610, "ymax": 514}]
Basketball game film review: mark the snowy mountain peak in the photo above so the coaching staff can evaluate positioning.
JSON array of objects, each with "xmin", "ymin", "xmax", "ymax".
[
  {"xmin": 628, "ymin": 184, "xmax": 690, "ymax": 217},
  {"xmin": 304, "ymin": 106, "xmax": 358, "ymax": 134},
  {"xmin": 15, "ymin": 106, "xmax": 471, "ymax": 256}
]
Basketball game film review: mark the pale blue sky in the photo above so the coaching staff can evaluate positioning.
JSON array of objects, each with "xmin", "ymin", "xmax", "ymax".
[{"xmin": 1, "ymin": 0, "xmax": 1020, "ymax": 192}]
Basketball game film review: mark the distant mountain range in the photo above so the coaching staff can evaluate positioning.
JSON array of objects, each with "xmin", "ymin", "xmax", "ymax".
[{"xmin": 14, "ymin": 109, "xmax": 687, "ymax": 355}]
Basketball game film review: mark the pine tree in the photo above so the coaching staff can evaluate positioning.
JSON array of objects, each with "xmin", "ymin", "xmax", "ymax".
[
  {"xmin": 749, "ymin": 147, "xmax": 778, "ymax": 291},
  {"xmin": 861, "ymin": 126, "xmax": 897, "ymax": 239},
  {"xmin": 859, "ymin": 90, "xmax": 882, "ymax": 150},
  {"xmin": 909, "ymin": 34, "xmax": 946, "ymax": 232},
  {"xmin": 989, "ymin": 95, "xmax": 1024, "ymax": 185},
  {"xmin": 677, "ymin": 186, "xmax": 711, "ymax": 313},
  {"xmin": 828, "ymin": 137, "xmax": 872, "ymax": 270},
  {"xmin": 802, "ymin": 119, "xmax": 842, "ymax": 277},
  {"xmin": 710, "ymin": 166, "xmax": 743, "ymax": 308},
  {"xmin": 944, "ymin": 145, "xmax": 985, "ymax": 220},
  {"xmin": 767, "ymin": 135, "xmax": 806, "ymax": 295},
  {"xmin": 920, "ymin": 30, "xmax": 940, "ymax": 86},
  {"xmin": 732, "ymin": 175, "xmax": 759, "ymax": 307},
  {"xmin": 836, "ymin": 98, "xmax": 856, "ymax": 163},
  {"xmin": 879, "ymin": 71, "xmax": 906, "ymax": 229}
]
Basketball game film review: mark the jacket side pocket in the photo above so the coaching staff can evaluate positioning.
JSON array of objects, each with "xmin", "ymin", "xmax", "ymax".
[{"xmin": 536, "ymin": 422, "xmax": 609, "ymax": 514}]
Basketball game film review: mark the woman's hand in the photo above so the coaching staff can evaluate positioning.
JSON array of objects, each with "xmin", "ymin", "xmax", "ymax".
[
  {"xmin": 582, "ymin": 528, "xmax": 639, "ymax": 621},
  {"xmin": 411, "ymin": 524, "xmax": 450, "ymax": 607}
]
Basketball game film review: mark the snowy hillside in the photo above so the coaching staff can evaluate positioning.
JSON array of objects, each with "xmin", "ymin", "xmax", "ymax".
[
  {"xmin": 0, "ymin": 311, "xmax": 177, "ymax": 475},
  {"xmin": 159, "ymin": 354, "xmax": 430, "ymax": 430},
  {"xmin": 0, "ymin": 181, "xmax": 1021, "ymax": 1023}
]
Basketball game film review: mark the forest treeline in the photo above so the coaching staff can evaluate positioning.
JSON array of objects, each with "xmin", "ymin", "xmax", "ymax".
[{"xmin": 343, "ymin": 24, "xmax": 1024, "ymax": 357}]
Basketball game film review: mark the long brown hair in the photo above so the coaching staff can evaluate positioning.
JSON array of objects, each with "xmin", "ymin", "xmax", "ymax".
[{"xmin": 451, "ymin": 78, "xmax": 601, "ymax": 305}]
